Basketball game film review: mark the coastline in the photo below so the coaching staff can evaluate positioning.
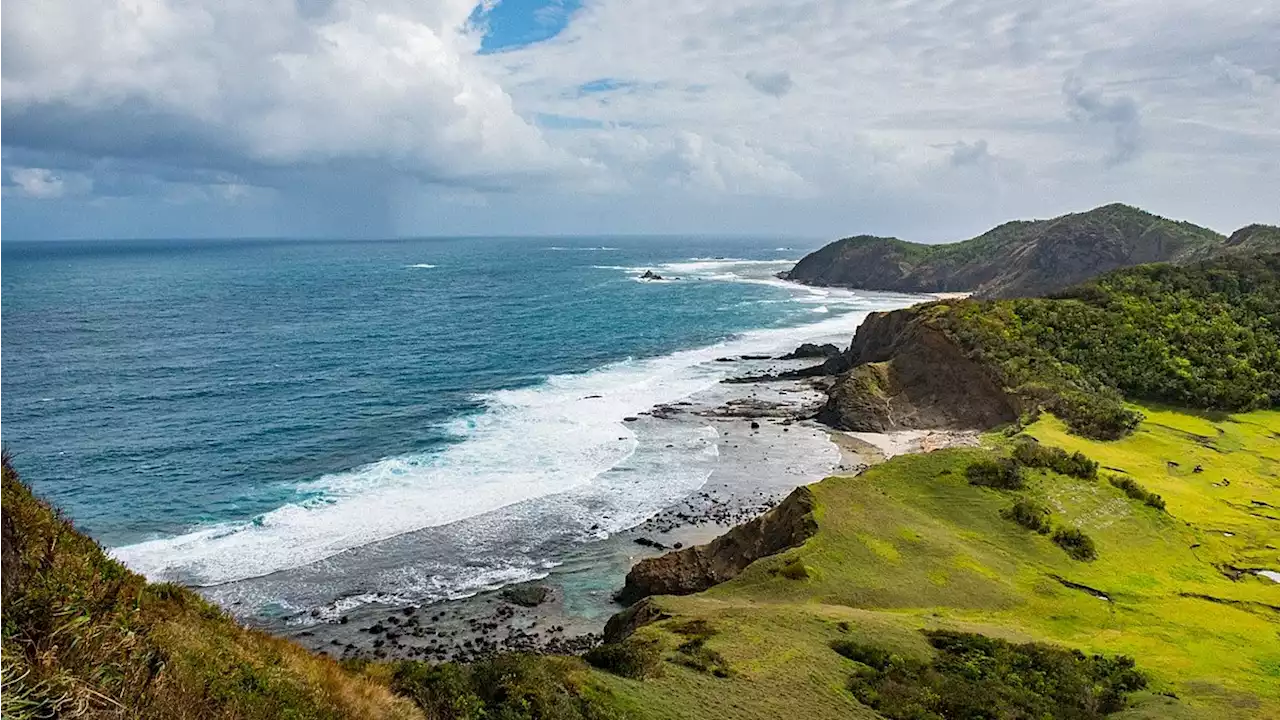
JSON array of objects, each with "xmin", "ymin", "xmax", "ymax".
[{"xmin": 285, "ymin": 329, "xmax": 977, "ymax": 663}]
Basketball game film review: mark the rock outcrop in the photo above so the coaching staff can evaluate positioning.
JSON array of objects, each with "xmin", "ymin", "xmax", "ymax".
[
  {"xmin": 781, "ymin": 204, "xmax": 1271, "ymax": 299},
  {"xmin": 817, "ymin": 309, "xmax": 1018, "ymax": 432},
  {"xmin": 779, "ymin": 342, "xmax": 842, "ymax": 360},
  {"xmin": 615, "ymin": 486, "xmax": 818, "ymax": 605}
]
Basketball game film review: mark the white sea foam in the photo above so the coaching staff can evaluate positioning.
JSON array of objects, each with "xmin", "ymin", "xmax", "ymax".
[
  {"xmin": 112, "ymin": 273, "xmax": 921, "ymax": 588},
  {"xmin": 406, "ymin": 263, "xmax": 437, "ymax": 269}
]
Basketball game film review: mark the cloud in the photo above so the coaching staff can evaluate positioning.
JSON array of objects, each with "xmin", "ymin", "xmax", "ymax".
[
  {"xmin": 745, "ymin": 70, "xmax": 793, "ymax": 97},
  {"xmin": 1210, "ymin": 56, "xmax": 1278, "ymax": 94},
  {"xmin": 1, "ymin": 0, "xmax": 588, "ymax": 196},
  {"xmin": 5, "ymin": 167, "xmax": 67, "ymax": 198},
  {"xmin": 1063, "ymin": 75, "xmax": 1143, "ymax": 165},
  {"xmin": 3, "ymin": 0, "xmax": 1279, "ymax": 238},
  {"xmin": 949, "ymin": 139, "xmax": 992, "ymax": 167}
]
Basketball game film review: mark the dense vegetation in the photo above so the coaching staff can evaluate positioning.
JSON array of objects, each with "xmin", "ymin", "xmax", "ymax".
[
  {"xmin": 784, "ymin": 203, "xmax": 1273, "ymax": 298},
  {"xmin": 922, "ymin": 253, "xmax": 1280, "ymax": 438},
  {"xmin": 833, "ymin": 630, "xmax": 1146, "ymax": 720},
  {"xmin": 389, "ymin": 655, "xmax": 619, "ymax": 720}
]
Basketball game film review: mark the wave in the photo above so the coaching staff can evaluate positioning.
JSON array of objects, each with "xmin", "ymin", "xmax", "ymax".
[
  {"xmin": 405, "ymin": 263, "xmax": 437, "ymax": 269},
  {"xmin": 546, "ymin": 246, "xmax": 618, "ymax": 251},
  {"xmin": 110, "ymin": 298, "xmax": 914, "ymax": 588}
]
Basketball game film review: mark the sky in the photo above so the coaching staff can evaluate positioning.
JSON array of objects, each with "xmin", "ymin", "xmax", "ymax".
[{"xmin": 2, "ymin": 0, "xmax": 1278, "ymax": 241}]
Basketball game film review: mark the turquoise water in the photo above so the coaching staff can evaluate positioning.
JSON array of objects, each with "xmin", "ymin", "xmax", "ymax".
[{"xmin": 2, "ymin": 236, "xmax": 911, "ymax": 619}]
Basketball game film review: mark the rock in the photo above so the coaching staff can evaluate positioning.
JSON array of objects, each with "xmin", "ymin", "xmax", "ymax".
[
  {"xmin": 500, "ymin": 584, "xmax": 552, "ymax": 608},
  {"xmin": 739, "ymin": 354, "xmax": 773, "ymax": 360},
  {"xmin": 779, "ymin": 342, "xmax": 842, "ymax": 360},
  {"xmin": 639, "ymin": 270, "xmax": 664, "ymax": 281},
  {"xmin": 616, "ymin": 486, "xmax": 817, "ymax": 605},
  {"xmin": 817, "ymin": 309, "xmax": 1018, "ymax": 432},
  {"xmin": 603, "ymin": 598, "xmax": 671, "ymax": 643}
]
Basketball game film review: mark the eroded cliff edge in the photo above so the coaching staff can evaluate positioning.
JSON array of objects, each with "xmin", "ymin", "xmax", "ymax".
[{"xmin": 615, "ymin": 485, "xmax": 818, "ymax": 605}]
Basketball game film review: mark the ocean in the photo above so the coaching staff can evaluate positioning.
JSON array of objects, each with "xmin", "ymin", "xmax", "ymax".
[{"xmin": 1, "ymin": 236, "xmax": 920, "ymax": 623}]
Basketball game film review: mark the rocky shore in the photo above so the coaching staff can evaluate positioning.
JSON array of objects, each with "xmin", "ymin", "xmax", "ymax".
[{"xmin": 286, "ymin": 333, "xmax": 976, "ymax": 664}]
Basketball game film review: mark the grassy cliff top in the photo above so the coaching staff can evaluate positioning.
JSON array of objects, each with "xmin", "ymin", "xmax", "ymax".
[{"xmin": 580, "ymin": 406, "xmax": 1280, "ymax": 719}]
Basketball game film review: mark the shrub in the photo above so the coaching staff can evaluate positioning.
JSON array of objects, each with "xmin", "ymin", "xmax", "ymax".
[
  {"xmin": 836, "ymin": 630, "xmax": 1146, "ymax": 720},
  {"xmin": 1108, "ymin": 475, "xmax": 1166, "ymax": 511},
  {"xmin": 779, "ymin": 556, "xmax": 810, "ymax": 580},
  {"xmin": 1052, "ymin": 527, "xmax": 1099, "ymax": 561},
  {"xmin": 1002, "ymin": 499, "xmax": 1053, "ymax": 534},
  {"xmin": 668, "ymin": 619, "xmax": 731, "ymax": 677},
  {"xmin": 966, "ymin": 458, "xmax": 1026, "ymax": 490},
  {"xmin": 583, "ymin": 636, "xmax": 663, "ymax": 679},
  {"xmin": 394, "ymin": 654, "xmax": 621, "ymax": 719},
  {"xmin": 1011, "ymin": 440, "xmax": 1098, "ymax": 480}
]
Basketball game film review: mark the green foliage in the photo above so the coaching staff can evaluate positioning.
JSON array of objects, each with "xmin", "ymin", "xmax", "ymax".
[
  {"xmin": 1010, "ymin": 439, "xmax": 1098, "ymax": 480},
  {"xmin": 392, "ymin": 654, "xmax": 619, "ymax": 720},
  {"xmin": 1107, "ymin": 475, "xmax": 1166, "ymax": 511},
  {"xmin": 835, "ymin": 630, "xmax": 1146, "ymax": 720},
  {"xmin": 1002, "ymin": 499, "xmax": 1053, "ymax": 534},
  {"xmin": 921, "ymin": 253, "xmax": 1280, "ymax": 438},
  {"xmin": 584, "ymin": 637, "xmax": 663, "ymax": 679},
  {"xmin": 668, "ymin": 621, "xmax": 731, "ymax": 678},
  {"xmin": 1052, "ymin": 527, "xmax": 1099, "ymax": 562},
  {"xmin": 965, "ymin": 459, "xmax": 1026, "ymax": 490},
  {"xmin": 779, "ymin": 556, "xmax": 810, "ymax": 580}
]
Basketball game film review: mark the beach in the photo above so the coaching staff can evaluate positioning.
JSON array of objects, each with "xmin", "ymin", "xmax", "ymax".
[{"xmin": 285, "ymin": 347, "xmax": 978, "ymax": 663}]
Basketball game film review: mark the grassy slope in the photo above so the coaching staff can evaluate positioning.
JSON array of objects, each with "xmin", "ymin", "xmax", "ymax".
[
  {"xmin": 0, "ymin": 459, "xmax": 422, "ymax": 720},
  {"xmin": 583, "ymin": 406, "xmax": 1280, "ymax": 719}
]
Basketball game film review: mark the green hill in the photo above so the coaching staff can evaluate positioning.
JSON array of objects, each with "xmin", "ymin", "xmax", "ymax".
[{"xmin": 782, "ymin": 204, "xmax": 1278, "ymax": 298}]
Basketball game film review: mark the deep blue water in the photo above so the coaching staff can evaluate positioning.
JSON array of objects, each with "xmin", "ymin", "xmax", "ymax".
[{"xmin": 2, "ymin": 236, "xmax": 914, "ymax": 617}]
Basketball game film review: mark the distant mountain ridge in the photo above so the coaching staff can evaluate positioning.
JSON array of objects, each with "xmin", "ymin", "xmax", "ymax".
[{"xmin": 781, "ymin": 203, "xmax": 1280, "ymax": 298}]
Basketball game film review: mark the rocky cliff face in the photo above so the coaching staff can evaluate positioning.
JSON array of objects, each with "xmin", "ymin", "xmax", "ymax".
[
  {"xmin": 615, "ymin": 486, "xmax": 818, "ymax": 606},
  {"xmin": 783, "ymin": 204, "xmax": 1245, "ymax": 299},
  {"xmin": 816, "ymin": 309, "xmax": 1018, "ymax": 432}
]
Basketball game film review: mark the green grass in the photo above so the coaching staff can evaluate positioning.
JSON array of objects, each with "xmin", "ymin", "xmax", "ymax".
[{"xmin": 574, "ymin": 405, "xmax": 1280, "ymax": 719}]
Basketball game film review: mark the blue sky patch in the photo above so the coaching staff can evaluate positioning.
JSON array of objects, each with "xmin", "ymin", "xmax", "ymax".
[
  {"xmin": 472, "ymin": 0, "xmax": 582, "ymax": 54},
  {"xmin": 534, "ymin": 113, "xmax": 605, "ymax": 130}
]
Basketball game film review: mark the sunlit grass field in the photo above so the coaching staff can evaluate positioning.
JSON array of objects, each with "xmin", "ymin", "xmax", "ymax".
[{"xmin": 586, "ymin": 406, "xmax": 1280, "ymax": 719}]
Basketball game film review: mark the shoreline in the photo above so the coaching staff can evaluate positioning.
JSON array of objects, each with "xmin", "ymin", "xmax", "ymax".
[{"xmin": 284, "ymin": 345, "xmax": 978, "ymax": 663}]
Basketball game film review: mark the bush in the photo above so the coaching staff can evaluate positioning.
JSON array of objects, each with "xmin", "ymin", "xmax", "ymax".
[
  {"xmin": 583, "ymin": 636, "xmax": 663, "ymax": 679},
  {"xmin": 1002, "ymin": 499, "xmax": 1053, "ymax": 534},
  {"xmin": 393, "ymin": 654, "xmax": 621, "ymax": 720},
  {"xmin": 836, "ymin": 630, "xmax": 1146, "ymax": 720},
  {"xmin": 1108, "ymin": 475, "xmax": 1166, "ymax": 511},
  {"xmin": 779, "ymin": 556, "xmax": 810, "ymax": 580},
  {"xmin": 1011, "ymin": 440, "xmax": 1098, "ymax": 480},
  {"xmin": 966, "ymin": 459, "xmax": 1026, "ymax": 490},
  {"xmin": 920, "ymin": 253, "xmax": 1280, "ymax": 439},
  {"xmin": 1052, "ymin": 527, "xmax": 1099, "ymax": 561},
  {"xmin": 668, "ymin": 620, "xmax": 731, "ymax": 677}
]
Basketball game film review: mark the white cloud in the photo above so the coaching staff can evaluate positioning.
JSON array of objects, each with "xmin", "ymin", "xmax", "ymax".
[
  {"xmin": 8, "ymin": 167, "xmax": 91, "ymax": 198},
  {"xmin": 3, "ymin": 0, "xmax": 1278, "ymax": 237},
  {"xmin": 1, "ymin": 0, "xmax": 588, "ymax": 188}
]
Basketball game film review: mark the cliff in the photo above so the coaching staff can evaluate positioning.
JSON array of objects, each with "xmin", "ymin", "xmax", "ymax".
[
  {"xmin": 615, "ymin": 486, "xmax": 818, "ymax": 605},
  {"xmin": 816, "ymin": 309, "xmax": 1018, "ymax": 432},
  {"xmin": 781, "ymin": 204, "xmax": 1272, "ymax": 298}
]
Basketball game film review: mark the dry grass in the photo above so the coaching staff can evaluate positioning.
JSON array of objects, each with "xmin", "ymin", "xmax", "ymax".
[{"xmin": 1, "ymin": 453, "xmax": 421, "ymax": 720}]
